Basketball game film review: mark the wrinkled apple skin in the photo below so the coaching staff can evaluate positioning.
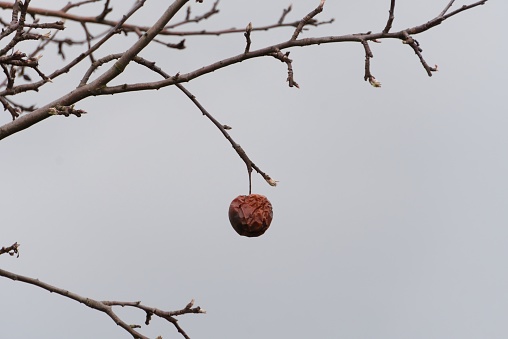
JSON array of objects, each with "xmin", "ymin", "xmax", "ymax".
[{"xmin": 228, "ymin": 194, "xmax": 273, "ymax": 237}]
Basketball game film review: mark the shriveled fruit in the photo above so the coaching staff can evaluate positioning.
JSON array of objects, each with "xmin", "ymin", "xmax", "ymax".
[{"xmin": 228, "ymin": 194, "xmax": 273, "ymax": 237}]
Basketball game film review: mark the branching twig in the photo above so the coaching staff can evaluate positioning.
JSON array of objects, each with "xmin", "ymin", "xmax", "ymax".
[
  {"xmin": 177, "ymin": 83, "xmax": 279, "ymax": 193},
  {"xmin": 402, "ymin": 31, "xmax": 437, "ymax": 77},
  {"xmin": 0, "ymin": 242, "xmax": 20, "ymax": 257},
  {"xmin": 0, "ymin": 267, "xmax": 203, "ymax": 339},
  {"xmin": 81, "ymin": 51, "xmax": 277, "ymax": 192},
  {"xmin": 270, "ymin": 48, "xmax": 299, "ymax": 88},
  {"xmin": 0, "ymin": 2, "xmax": 492, "ymax": 339},
  {"xmin": 0, "ymin": 1, "xmax": 317, "ymax": 37},
  {"xmin": 440, "ymin": 0, "xmax": 487, "ymax": 20},
  {"xmin": 166, "ymin": 0, "xmax": 220, "ymax": 29},
  {"xmin": 278, "ymin": 5, "xmax": 292, "ymax": 24},
  {"xmin": 0, "ymin": 1, "xmax": 490, "ymax": 142},
  {"xmin": 95, "ymin": 0, "xmax": 112, "ymax": 22},
  {"xmin": 440, "ymin": 0, "xmax": 457, "ymax": 16},
  {"xmin": 0, "ymin": 95, "xmax": 20, "ymax": 119},
  {"xmin": 291, "ymin": 0, "xmax": 325, "ymax": 40},
  {"xmin": 61, "ymin": 0, "xmax": 101, "ymax": 13}
]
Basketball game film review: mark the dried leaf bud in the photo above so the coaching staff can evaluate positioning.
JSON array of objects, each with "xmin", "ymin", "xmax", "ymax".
[
  {"xmin": 369, "ymin": 76, "xmax": 382, "ymax": 88},
  {"xmin": 266, "ymin": 177, "xmax": 278, "ymax": 187},
  {"xmin": 185, "ymin": 299, "xmax": 195, "ymax": 309},
  {"xmin": 228, "ymin": 194, "xmax": 273, "ymax": 237}
]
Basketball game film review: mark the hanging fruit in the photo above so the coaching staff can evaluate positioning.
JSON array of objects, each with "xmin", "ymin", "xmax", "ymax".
[{"xmin": 228, "ymin": 194, "xmax": 273, "ymax": 237}]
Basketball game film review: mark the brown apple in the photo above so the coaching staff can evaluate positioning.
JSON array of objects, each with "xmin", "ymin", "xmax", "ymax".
[{"xmin": 228, "ymin": 194, "xmax": 273, "ymax": 237}]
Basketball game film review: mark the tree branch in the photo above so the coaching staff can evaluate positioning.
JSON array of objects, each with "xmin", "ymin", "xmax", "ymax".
[
  {"xmin": 85, "ymin": 53, "xmax": 277, "ymax": 191},
  {"xmin": 0, "ymin": 0, "xmax": 490, "ymax": 151},
  {"xmin": 0, "ymin": 0, "xmax": 188, "ymax": 138},
  {"xmin": 0, "ymin": 267, "xmax": 204, "ymax": 339}
]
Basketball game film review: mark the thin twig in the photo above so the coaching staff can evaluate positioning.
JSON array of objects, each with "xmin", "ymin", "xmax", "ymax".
[
  {"xmin": 441, "ymin": 0, "xmax": 487, "ymax": 20},
  {"xmin": 244, "ymin": 22, "xmax": 252, "ymax": 54},
  {"xmin": 278, "ymin": 5, "xmax": 292, "ymax": 24},
  {"xmin": 382, "ymin": 0, "xmax": 396, "ymax": 33},
  {"xmin": 270, "ymin": 48, "xmax": 299, "ymax": 88},
  {"xmin": 439, "ymin": 0, "xmax": 456, "ymax": 16},
  {"xmin": 361, "ymin": 40, "xmax": 381, "ymax": 87},
  {"xmin": 177, "ymin": 83, "xmax": 265, "ymax": 193},
  {"xmin": 402, "ymin": 31, "xmax": 437, "ymax": 76},
  {"xmin": 61, "ymin": 0, "xmax": 100, "ymax": 13},
  {"xmin": 166, "ymin": 0, "xmax": 220, "ymax": 29},
  {"xmin": 0, "ymin": 95, "xmax": 20, "ymax": 120},
  {"xmin": 291, "ymin": 0, "xmax": 325, "ymax": 40},
  {"xmin": 95, "ymin": 0, "xmax": 112, "ymax": 22}
]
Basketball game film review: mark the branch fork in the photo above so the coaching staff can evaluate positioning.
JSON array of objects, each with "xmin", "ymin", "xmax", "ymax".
[{"xmin": 270, "ymin": 48, "xmax": 299, "ymax": 88}]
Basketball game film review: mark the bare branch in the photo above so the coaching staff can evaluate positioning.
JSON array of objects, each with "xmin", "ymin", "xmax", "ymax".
[
  {"xmin": 0, "ymin": 95, "xmax": 20, "ymax": 120},
  {"xmin": 0, "ymin": 267, "xmax": 203, "ymax": 338},
  {"xmin": 0, "ymin": 1, "xmax": 490, "ymax": 145},
  {"xmin": 0, "ymin": 1, "xmax": 332, "ymax": 37},
  {"xmin": 0, "ymin": 0, "xmax": 146, "ymax": 98},
  {"xmin": 441, "ymin": 0, "xmax": 487, "ymax": 20},
  {"xmin": 0, "ymin": 1, "xmax": 492, "ymax": 338},
  {"xmin": 89, "ymin": 52, "xmax": 275, "ymax": 189}
]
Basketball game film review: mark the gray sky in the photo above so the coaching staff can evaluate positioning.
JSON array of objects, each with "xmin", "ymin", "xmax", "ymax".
[{"xmin": 1, "ymin": 1, "xmax": 507, "ymax": 338}]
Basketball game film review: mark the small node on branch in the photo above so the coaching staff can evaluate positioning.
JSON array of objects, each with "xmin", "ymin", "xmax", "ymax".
[
  {"xmin": 0, "ymin": 242, "xmax": 20, "ymax": 257},
  {"xmin": 48, "ymin": 105, "xmax": 86, "ymax": 117},
  {"xmin": 270, "ymin": 49, "xmax": 299, "ymax": 88},
  {"xmin": 244, "ymin": 22, "xmax": 252, "ymax": 54},
  {"xmin": 166, "ymin": 39, "xmax": 186, "ymax": 49},
  {"xmin": 145, "ymin": 311, "xmax": 153, "ymax": 325},
  {"xmin": 368, "ymin": 76, "xmax": 382, "ymax": 88},
  {"xmin": 266, "ymin": 177, "xmax": 278, "ymax": 187}
]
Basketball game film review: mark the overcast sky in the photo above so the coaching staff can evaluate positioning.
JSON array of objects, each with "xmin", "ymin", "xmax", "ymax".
[{"xmin": 1, "ymin": 1, "xmax": 507, "ymax": 338}]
